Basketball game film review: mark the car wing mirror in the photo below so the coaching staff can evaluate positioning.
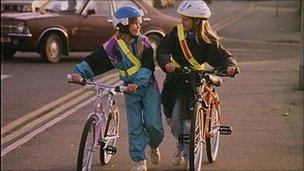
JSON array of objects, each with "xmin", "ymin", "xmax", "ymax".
[{"xmin": 87, "ymin": 9, "xmax": 96, "ymax": 15}]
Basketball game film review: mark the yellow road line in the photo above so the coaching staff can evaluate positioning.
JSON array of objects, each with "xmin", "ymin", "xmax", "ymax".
[
  {"xmin": 1, "ymin": 80, "xmax": 123, "ymax": 157},
  {"xmin": 1, "ymin": 71, "xmax": 119, "ymax": 136},
  {"xmin": 1, "ymin": 76, "xmax": 119, "ymax": 146},
  {"xmin": 214, "ymin": 3, "xmax": 256, "ymax": 32}
]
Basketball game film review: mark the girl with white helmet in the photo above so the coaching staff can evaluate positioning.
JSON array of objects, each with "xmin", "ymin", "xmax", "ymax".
[
  {"xmin": 156, "ymin": 0, "xmax": 239, "ymax": 167},
  {"xmin": 70, "ymin": 5, "xmax": 164, "ymax": 171}
]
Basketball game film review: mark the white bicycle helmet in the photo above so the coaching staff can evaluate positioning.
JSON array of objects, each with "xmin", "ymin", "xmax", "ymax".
[{"xmin": 177, "ymin": 0, "xmax": 211, "ymax": 19}]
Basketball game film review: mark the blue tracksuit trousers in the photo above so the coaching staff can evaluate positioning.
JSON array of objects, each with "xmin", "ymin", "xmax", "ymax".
[{"xmin": 124, "ymin": 84, "xmax": 164, "ymax": 161}]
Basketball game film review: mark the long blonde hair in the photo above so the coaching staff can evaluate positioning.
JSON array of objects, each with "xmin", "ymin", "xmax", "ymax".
[{"xmin": 196, "ymin": 20, "xmax": 220, "ymax": 47}]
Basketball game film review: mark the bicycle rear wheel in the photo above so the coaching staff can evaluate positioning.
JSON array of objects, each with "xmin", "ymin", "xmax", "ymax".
[
  {"xmin": 189, "ymin": 102, "xmax": 205, "ymax": 171},
  {"xmin": 100, "ymin": 107, "xmax": 120, "ymax": 165},
  {"xmin": 77, "ymin": 116, "xmax": 98, "ymax": 171},
  {"xmin": 206, "ymin": 104, "xmax": 220, "ymax": 163}
]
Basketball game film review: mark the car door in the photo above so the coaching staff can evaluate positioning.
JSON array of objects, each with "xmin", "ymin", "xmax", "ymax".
[{"xmin": 77, "ymin": 0, "xmax": 114, "ymax": 51}]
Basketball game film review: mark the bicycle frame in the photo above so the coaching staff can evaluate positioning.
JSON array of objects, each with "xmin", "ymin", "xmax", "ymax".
[
  {"xmin": 192, "ymin": 71, "xmax": 222, "ymax": 142},
  {"xmin": 68, "ymin": 74, "xmax": 127, "ymax": 171},
  {"xmin": 87, "ymin": 84, "xmax": 119, "ymax": 152},
  {"xmin": 201, "ymin": 83, "xmax": 221, "ymax": 139},
  {"xmin": 183, "ymin": 68, "xmax": 234, "ymax": 170}
]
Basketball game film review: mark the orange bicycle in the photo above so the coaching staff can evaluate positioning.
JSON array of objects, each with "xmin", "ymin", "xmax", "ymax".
[{"xmin": 176, "ymin": 67, "xmax": 235, "ymax": 170}]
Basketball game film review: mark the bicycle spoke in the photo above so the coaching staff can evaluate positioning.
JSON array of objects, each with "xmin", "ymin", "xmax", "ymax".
[
  {"xmin": 206, "ymin": 106, "xmax": 220, "ymax": 163},
  {"xmin": 100, "ymin": 111, "xmax": 119, "ymax": 165},
  {"xmin": 194, "ymin": 143, "xmax": 203, "ymax": 171}
]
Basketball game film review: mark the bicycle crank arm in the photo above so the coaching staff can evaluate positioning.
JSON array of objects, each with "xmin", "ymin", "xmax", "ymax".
[{"xmin": 219, "ymin": 125, "xmax": 232, "ymax": 135}]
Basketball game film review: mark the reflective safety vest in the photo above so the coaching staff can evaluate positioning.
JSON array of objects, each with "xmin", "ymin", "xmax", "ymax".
[
  {"xmin": 172, "ymin": 24, "xmax": 204, "ymax": 71},
  {"xmin": 115, "ymin": 37, "xmax": 141, "ymax": 77}
]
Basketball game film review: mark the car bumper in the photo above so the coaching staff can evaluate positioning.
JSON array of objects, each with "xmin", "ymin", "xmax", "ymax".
[{"xmin": 1, "ymin": 33, "xmax": 35, "ymax": 51}]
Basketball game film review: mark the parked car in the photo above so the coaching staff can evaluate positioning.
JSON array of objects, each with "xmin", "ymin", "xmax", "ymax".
[
  {"xmin": 1, "ymin": 0, "xmax": 48, "ymax": 13},
  {"xmin": 1, "ymin": 0, "xmax": 179, "ymax": 63}
]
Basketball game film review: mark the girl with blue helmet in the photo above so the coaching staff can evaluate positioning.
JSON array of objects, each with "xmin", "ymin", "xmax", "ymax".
[{"xmin": 70, "ymin": 5, "xmax": 164, "ymax": 171}]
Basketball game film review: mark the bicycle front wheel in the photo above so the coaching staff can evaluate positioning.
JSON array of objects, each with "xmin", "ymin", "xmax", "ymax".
[
  {"xmin": 206, "ymin": 104, "xmax": 220, "ymax": 163},
  {"xmin": 77, "ymin": 116, "xmax": 98, "ymax": 171},
  {"xmin": 189, "ymin": 102, "xmax": 205, "ymax": 171},
  {"xmin": 100, "ymin": 107, "xmax": 120, "ymax": 165}
]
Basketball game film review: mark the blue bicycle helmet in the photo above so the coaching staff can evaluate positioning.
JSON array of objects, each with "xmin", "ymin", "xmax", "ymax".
[{"xmin": 113, "ymin": 6, "xmax": 144, "ymax": 32}]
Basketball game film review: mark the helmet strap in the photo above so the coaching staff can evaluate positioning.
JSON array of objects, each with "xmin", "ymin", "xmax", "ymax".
[{"xmin": 193, "ymin": 18, "xmax": 202, "ymax": 27}]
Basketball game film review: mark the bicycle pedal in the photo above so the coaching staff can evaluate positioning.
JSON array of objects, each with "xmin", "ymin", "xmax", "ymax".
[
  {"xmin": 105, "ymin": 146, "xmax": 117, "ymax": 155},
  {"xmin": 178, "ymin": 134, "xmax": 190, "ymax": 144},
  {"xmin": 219, "ymin": 125, "xmax": 232, "ymax": 135}
]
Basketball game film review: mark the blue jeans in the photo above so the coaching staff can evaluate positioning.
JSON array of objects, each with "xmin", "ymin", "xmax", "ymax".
[
  {"xmin": 166, "ymin": 97, "xmax": 191, "ymax": 158},
  {"xmin": 124, "ymin": 84, "xmax": 164, "ymax": 161}
]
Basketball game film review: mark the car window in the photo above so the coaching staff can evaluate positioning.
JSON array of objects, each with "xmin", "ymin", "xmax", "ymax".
[
  {"xmin": 42, "ymin": 0, "xmax": 88, "ymax": 14},
  {"xmin": 112, "ymin": 1, "xmax": 145, "ymax": 14},
  {"xmin": 86, "ymin": 1, "xmax": 111, "ymax": 16}
]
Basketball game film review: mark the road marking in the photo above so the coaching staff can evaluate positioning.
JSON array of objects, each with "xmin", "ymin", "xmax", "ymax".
[
  {"xmin": 1, "ymin": 74, "xmax": 12, "ymax": 80},
  {"xmin": 1, "ymin": 80, "xmax": 122, "ymax": 157},
  {"xmin": 213, "ymin": 3, "xmax": 256, "ymax": 32},
  {"xmin": 1, "ymin": 92, "xmax": 93, "ymax": 145},
  {"xmin": 1, "ymin": 71, "xmax": 119, "ymax": 136},
  {"xmin": 228, "ymin": 48, "xmax": 270, "ymax": 52},
  {"xmin": 1, "ymin": 94, "xmax": 95, "ymax": 157},
  {"xmin": 222, "ymin": 36, "xmax": 300, "ymax": 45},
  {"xmin": 1, "ymin": 75, "xmax": 119, "ymax": 146}
]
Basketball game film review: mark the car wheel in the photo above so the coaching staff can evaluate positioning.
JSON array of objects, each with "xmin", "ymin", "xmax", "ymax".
[
  {"xmin": 1, "ymin": 48, "xmax": 16, "ymax": 60},
  {"xmin": 40, "ymin": 34, "xmax": 62, "ymax": 63}
]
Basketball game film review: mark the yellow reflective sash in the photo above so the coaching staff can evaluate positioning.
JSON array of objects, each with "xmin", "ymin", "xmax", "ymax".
[
  {"xmin": 176, "ymin": 24, "xmax": 204, "ymax": 71},
  {"xmin": 115, "ymin": 38, "xmax": 141, "ymax": 77}
]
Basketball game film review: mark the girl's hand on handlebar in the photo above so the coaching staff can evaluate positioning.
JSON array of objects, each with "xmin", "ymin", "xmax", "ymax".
[
  {"xmin": 71, "ymin": 73, "xmax": 83, "ymax": 83},
  {"xmin": 165, "ymin": 62, "xmax": 175, "ymax": 73},
  {"xmin": 126, "ymin": 83, "xmax": 139, "ymax": 93},
  {"xmin": 226, "ymin": 66, "xmax": 239, "ymax": 77}
]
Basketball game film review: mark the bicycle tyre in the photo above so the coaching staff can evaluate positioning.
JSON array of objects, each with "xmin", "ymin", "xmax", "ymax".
[
  {"xmin": 206, "ymin": 102, "xmax": 220, "ymax": 163},
  {"xmin": 189, "ymin": 102, "xmax": 205, "ymax": 171},
  {"xmin": 100, "ymin": 107, "xmax": 120, "ymax": 165},
  {"xmin": 77, "ymin": 116, "xmax": 98, "ymax": 171}
]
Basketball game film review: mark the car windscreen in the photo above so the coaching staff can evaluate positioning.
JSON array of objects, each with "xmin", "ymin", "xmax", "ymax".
[{"xmin": 41, "ymin": 0, "xmax": 88, "ymax": 14}]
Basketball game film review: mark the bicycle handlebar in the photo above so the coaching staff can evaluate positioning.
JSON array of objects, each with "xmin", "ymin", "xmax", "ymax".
[
  {"xmin": 174, "ymin": 67, "xmax": 238, "ymax": 78},
  {"xmin": 66, "ymin": 74, "xmax": 127, "ymax": 92}
]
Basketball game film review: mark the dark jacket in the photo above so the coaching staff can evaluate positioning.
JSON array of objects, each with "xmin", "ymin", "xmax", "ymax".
[{"xmin": 156, "ymin": 26, "xmax": 238, "ymax": 118}]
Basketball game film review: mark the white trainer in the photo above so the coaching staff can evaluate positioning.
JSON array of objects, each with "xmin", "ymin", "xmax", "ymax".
[
  {"xmin": 172, "ymin": 149, "xmax": 185, "ymax": 166},
  {"xmin": 149, "ymin": 147, "xmax": 161, "ymax": 165},
  {"xmin": 130, "ymin": 160, "xmax": 147, "ymax": 171}
]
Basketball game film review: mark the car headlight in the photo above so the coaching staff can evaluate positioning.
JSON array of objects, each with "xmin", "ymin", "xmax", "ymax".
[{"xmin": 16, "ymin": 22, "xmax": 25, "ymax": 32}]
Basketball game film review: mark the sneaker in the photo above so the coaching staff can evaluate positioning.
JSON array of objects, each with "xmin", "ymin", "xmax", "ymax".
[
  {"xmin": 130, "ymin": 160, "xmax": 147, "ymax": 171},
  {"xmin": 172, "ymin": 149, "xmax": 185, "ymax": 166},
  {"xmin": 148, "ymin": 147, "xmax": 161, "ymax": 165}
]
